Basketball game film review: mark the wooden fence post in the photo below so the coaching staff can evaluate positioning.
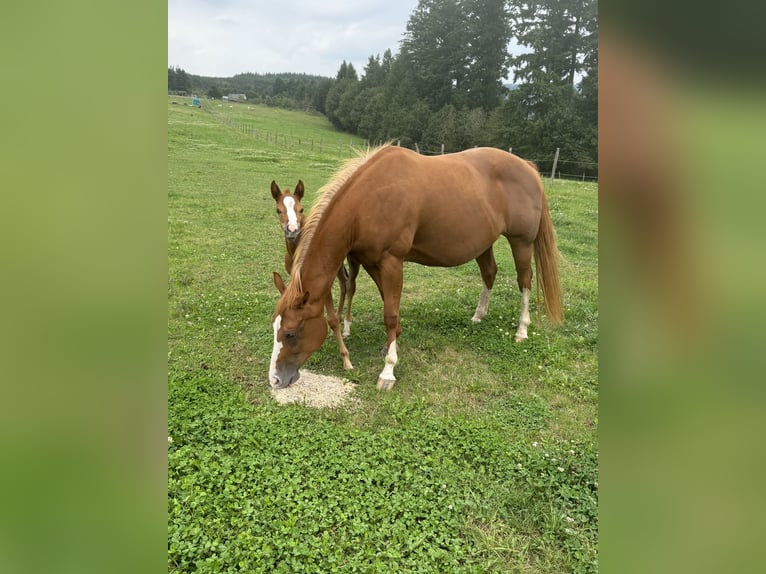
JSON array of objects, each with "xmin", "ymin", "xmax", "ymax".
[{"xmin": 550, "ymin": 147, "xmax": 560, "ymax": 186}]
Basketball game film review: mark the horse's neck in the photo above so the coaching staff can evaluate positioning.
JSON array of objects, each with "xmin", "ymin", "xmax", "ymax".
[{"xmin": 299, "ymin": 222, "xmax": 351, "ymax": 303}]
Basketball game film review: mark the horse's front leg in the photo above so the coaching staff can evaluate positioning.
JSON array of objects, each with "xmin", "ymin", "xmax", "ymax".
[
  {"xmin": 373, "ymin": 257, "xmax": 403, "ymax": 391},
  {"xmin": 377, "ymin": 339, "xmax": 398, "ymax": 391}
]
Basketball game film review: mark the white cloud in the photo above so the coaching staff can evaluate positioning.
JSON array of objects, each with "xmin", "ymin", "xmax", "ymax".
[{"xmin": 168, "ymin": 0, "xmax": 417, "ymax": 78}]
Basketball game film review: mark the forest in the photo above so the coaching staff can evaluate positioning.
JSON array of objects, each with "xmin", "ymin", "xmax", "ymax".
[{"xmin": 168, "ymin": 0, "xmax": 597, "ymax": 178}]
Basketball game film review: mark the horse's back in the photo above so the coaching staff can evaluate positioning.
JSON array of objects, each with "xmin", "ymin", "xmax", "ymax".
[
  {"xmin": 346, "ymin": 146, "xmax": 544, "ymax": 266},
  {"xmin": 379, "ymin": 146, "xmax": 543, "ymax": 236}
]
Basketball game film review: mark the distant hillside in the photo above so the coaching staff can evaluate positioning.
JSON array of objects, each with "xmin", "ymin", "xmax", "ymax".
[
  {"xmin": 186, "ymin": 71, "xmax": 334, "ymax": 113},
  {"xmin": 190, "ymin": 71, "xmax": 330, "ymax": 96}
]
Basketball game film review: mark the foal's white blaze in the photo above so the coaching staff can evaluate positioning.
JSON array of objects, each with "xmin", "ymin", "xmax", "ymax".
[
  {"xmin": 514, "ymin": 288, "xmax": 531, "ymax": 342},
  {"xmin": 269, "ymin": 315, "xmax": 283, "ymax": 387},
  {"xmin": 283, "ymin": 196, "xmax": 299, "ymax": 232}
]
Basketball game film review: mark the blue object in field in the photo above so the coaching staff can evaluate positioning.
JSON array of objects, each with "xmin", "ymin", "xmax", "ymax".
[{"xmin": 192, "ymin": 97, "xmax": 200, "ymax": 107}]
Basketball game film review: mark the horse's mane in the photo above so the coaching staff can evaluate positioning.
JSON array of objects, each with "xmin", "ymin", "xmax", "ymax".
[{"xmin": 282, "ymin": 143, "xmax": 391, "ymax": 307}]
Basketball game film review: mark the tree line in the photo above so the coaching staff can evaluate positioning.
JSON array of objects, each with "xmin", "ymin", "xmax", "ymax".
[{"xmin": 169, "ymin": 0, "xmax": 597, "ymax": 178}]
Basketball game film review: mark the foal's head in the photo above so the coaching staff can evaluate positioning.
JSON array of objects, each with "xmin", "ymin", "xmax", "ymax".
[{"xmin": 270, "ymin": 180, "xmax": 305, "ymax": 241}]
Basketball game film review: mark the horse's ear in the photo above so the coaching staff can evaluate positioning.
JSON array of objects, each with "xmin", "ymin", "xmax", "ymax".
[
  {"xmin": 270, "ymin": 181, "xmax": 281, "ymax": 200},
  {"xmin": 273, "ymin": 271, "xmax": 286, "ymax": 294},
  {"xmin": 294, "ymin": 180, "xmax": 305, "ymax": 199}
]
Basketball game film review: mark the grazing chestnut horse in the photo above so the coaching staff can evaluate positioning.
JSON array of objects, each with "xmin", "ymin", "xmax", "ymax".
[
  {"xmin": 270, "ymin": 180, "xmax": 360, "ymax": 337},
  {"xmin": 270, "ymin": 180, "xmax": 352, "ymax": 370},
  {"xmin": 269, "ymin": 145, "xmax": 563, "ymax": 390}
]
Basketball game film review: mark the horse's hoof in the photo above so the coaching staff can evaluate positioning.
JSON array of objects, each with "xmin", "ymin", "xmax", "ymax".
[
  {"xmin": 471, "ymin": 316, "xmax": 482, "ymax": 323},
  {"xmin": 376, "ymin": 377, "xmax": 395, "ymax": 391},
  {"xmin": 514, "ymin": 335, "xmax": 527, "ymax": 343}
]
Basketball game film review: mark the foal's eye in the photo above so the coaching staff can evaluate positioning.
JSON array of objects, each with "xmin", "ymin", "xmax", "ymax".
[
  {"xmin": 276, "ymin": 209, "xmax": 281, "ymax": 214},
  {"xmin": 299, "ymin": 208, "xmax": 304, "ymax": 213}
]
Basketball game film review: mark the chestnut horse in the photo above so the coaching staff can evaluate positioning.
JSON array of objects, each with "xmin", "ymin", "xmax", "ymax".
[
  {"xmin": 270, "ymin": 180, "xmax": 352, "ymax": 370},
  {"xmin": 269, "ymin": 145, "xmax": 563, "ymax": 390}
]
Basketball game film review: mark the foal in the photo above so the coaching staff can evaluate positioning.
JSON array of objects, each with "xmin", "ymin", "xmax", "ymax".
[{"xmin": 270, "ymin": 180, "xmax": 353, "ymax": 369}]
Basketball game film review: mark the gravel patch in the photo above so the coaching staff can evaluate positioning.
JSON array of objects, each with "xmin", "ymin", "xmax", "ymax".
[{"xmin": 270, "ymin": 370, "xmax": 357, "ymax": 409}]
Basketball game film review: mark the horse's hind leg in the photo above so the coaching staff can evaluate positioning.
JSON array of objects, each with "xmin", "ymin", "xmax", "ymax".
[
  {"xmin": 342, "ymin": 257, "xmax": 360, "ymax": 338},
  {"xmin": 508, "ymin": 238, "xmax": 534, "ymax": 342},
  {"xmin": 472, "ymin": 247, "xmax": 498, "ymax": 322}
]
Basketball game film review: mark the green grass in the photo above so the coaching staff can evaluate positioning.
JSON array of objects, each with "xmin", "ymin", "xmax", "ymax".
[{"xmin": 168, "ymin": 99, "xmax": 598, "ymax": 573}]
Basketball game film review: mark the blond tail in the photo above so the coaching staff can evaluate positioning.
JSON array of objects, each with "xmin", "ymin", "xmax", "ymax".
[{"xmin": 534, "ymin": 191, "xmax": 564, "ymax": 325}]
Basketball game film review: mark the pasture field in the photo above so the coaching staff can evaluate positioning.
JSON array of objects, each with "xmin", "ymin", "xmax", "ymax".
[{"xmin": 168, "ymin": 98, "xmax": 598, "ymax": 573}]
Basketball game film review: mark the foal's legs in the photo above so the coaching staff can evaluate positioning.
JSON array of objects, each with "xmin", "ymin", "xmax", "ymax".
[
  {"xmin": 363, "ymin": 259, "xmax": 403, "ymax": 391},
  {"xmin": 508, "ymin": 238, "xmax": 534, "ymax": 342},
  {"xmin": 342, "ymin": 257, "xmax": 360, "ymax": 338},
  {"xmin": 471, "ymin": 247, "xmax": 498, "ymax": 322},
  {"xmin": 335, "ymin": 264, "xmax": 349, "ymax": 328},
  {"xmin": 324, "ymin": 292, "xmax": 353, "ymax": 370}
]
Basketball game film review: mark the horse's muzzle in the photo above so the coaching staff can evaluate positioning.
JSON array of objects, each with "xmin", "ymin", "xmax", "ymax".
[{"xmin": 269, "ymin": 368, "xmax": 300, "ymax": 389}]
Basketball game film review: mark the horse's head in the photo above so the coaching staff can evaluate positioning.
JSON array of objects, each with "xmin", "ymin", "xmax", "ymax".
[
  {"xmin": 269, "ymin": 272, "xmax": 327, "ymax": 389},
  {"xmin": 270, "ymin": 180, "xmax": 305, "ymax": 241}
]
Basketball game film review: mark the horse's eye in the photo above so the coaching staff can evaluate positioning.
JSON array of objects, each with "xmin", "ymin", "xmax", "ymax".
[
  {"xmin": 299, "ymin": 208, "xmax": 304, "ymax": 213},
  {"xmin": 283, "ymin": 331, "xmax": 296, "ymax": 341},
  {"xmin": 276, "ymin": 209, "xmax": 281, "ymax": 214}
]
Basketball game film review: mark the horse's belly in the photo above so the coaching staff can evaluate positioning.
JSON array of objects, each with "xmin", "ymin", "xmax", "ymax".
[{"xmin": 406, "ymin": 233, "xmax": 496, "ymax": 267}]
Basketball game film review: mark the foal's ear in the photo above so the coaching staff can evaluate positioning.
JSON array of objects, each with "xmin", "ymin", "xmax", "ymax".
[
  {"xmin": 273, "ymin": 271, "xmax": 286, "ymax": 294},
  {"xmin": 294, "ymin": 180, "xmax": 305, "ymax": 199},
  {"xmin": 270, "ymin": 180, "xmax": 282, "ymax": 200}
]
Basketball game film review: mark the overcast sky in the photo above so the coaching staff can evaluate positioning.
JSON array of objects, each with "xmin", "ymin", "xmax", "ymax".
[{"xmin": 168, "ymin": 0, "xmax": 422, "ymax": 78}]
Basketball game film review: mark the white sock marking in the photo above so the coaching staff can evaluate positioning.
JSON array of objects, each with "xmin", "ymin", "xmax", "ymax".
[
  {"xmin": 379, "ymin": 341, "xmax": 398, "ymax": 382},
  {"xmin": 515, "ymin": 288, "xmax": 531, "ymax": 341},
  {"xmin": 269, "ymin": 315, "xmax": 283, "ymax": 386},
  {"xmin": 472, "ymin": 285, "xmax": 491, "ymax": 322}
]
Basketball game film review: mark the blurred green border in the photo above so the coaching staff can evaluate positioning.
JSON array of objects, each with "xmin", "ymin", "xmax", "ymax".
[
  {"xmin": 3, "ymin": 1, "xmax": 765, "ymax": 572},
  {"xmin": 0, "ymin": 2, "xmax": 167, "ymax": 573}
]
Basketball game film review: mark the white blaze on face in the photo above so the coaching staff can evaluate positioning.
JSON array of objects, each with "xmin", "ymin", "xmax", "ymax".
[
  {"xmin": 269, "ymin": 315, "xmax": 283, "ymax": 387},
  {"xmin": 283, "ymin": 196, "xmax": 299, "ymax": 232}
]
